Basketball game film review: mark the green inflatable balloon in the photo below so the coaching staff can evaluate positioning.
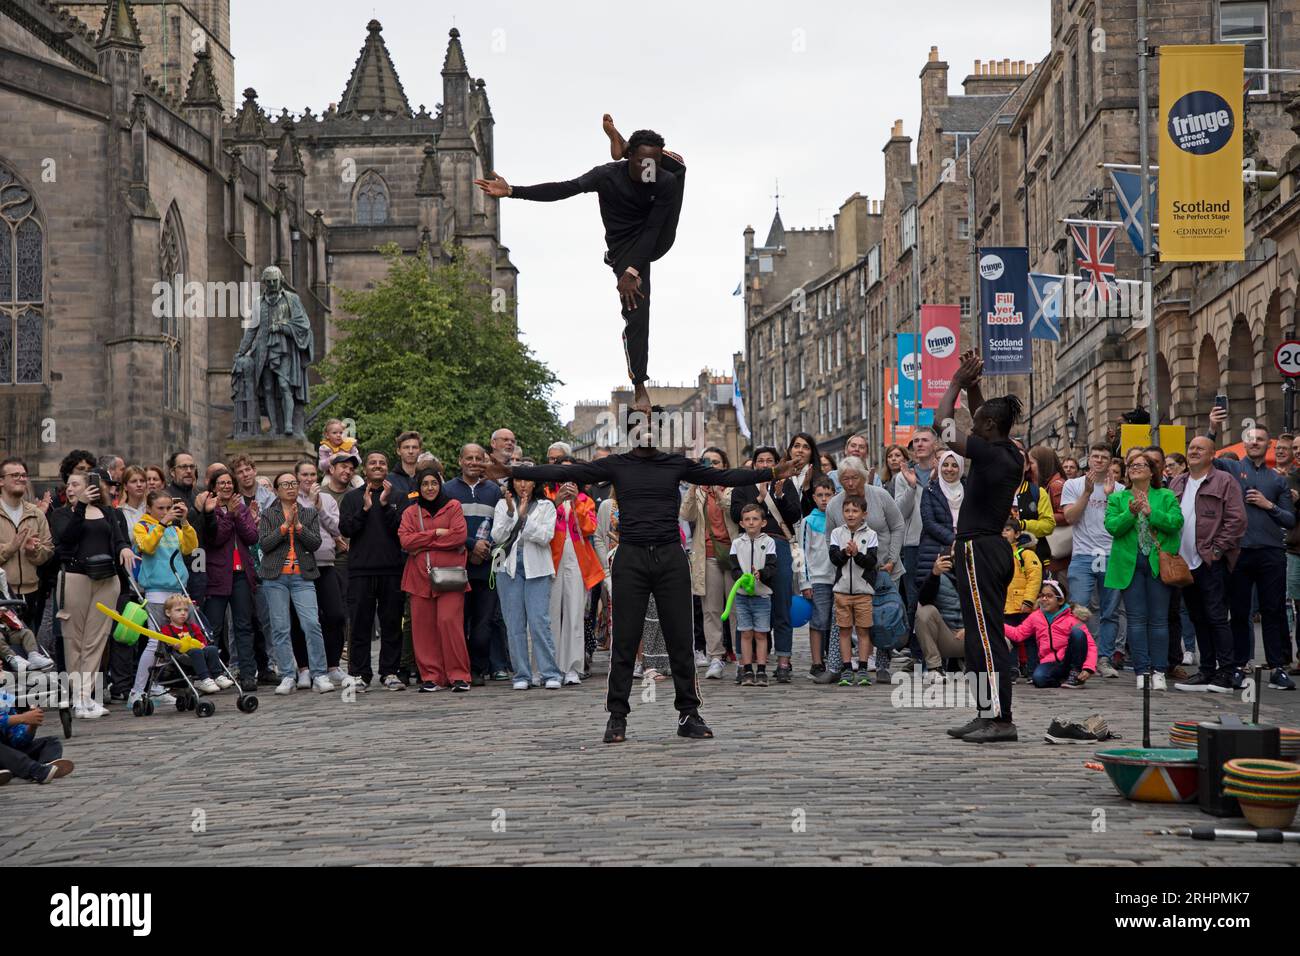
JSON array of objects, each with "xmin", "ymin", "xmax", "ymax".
[{"xmin": 720, "ymin": 573, "xmax": 756, "ymax": 622}]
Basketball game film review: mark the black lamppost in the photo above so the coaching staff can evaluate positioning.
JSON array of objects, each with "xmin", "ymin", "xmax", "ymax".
[
  {"xmin": 1047, "ymin": 422, "xmax": 1060, "ymax": 447},
  {"xmin": 1066, "ymin": 410, "xmax": 1080, "ymax": 449}
]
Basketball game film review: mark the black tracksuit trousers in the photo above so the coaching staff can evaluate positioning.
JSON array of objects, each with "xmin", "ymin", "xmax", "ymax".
[
  {"xmin": 954, "ymin": 535, "xmax": 1015, "ymax": 722},
  {"xmin": 607, "ymin": 542, "xmax": 700, "ymax": 719}
]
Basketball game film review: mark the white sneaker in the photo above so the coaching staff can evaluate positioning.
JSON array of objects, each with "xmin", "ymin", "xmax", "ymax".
[
  {"xmin": 705, "ymin": 659, "xmax": 725, "ymax": 680},
  {"xmin": 1152, "ymin": 672, "xmax": 1168, "ymax": 691},
  {"xmin": 26, "ymin": 650, "xmax": 54, "ymax": 671},
  {"xmin": 563, "ymin": 670, "xmax": 582, "ymax": 685},
  {"xmin": 75, "ymin": 701, "xmax": 108, "ymax": 719},
  {"xmin": 148, "ymin": 682, "xmax": 167, "ymax": 696},
  {"xmin": 151, "ymin": 691, "xmax": 177, "ymax": 707},
  {"xmin": 632, "ymin": 661, "xmax": 643, "ymax": 679},
  {"xmin": 275, "ymin": 676, "xmax": 296, "ymax": 695},
  {"xmin": 1182, "ymin": 651, "xmax": 1195, "ymax": 666},
  {"xmin": 341, "ymin": 675, "xmax": 368, "ymax": 693},
  {"xmin": 512, "ymin": 679, "xmax": 529, "ymax": 690},
  {"xmin": 195, "ymin": 678, "xmax": 220, "ymax": 694},
  {"xmin": 296, "ymin": 668, "xmax": 311, "ymax": 689},
  {"xmin": 214, "ymin": 675, "xmax": 235, "ymax": 690},
  {"xmin": 326, "ymin": 667, "xmax": 347, "ymax": 684},
  {"xmin": 544, "ymin": 678, "xmax": 562, "ymax": 689},
  {"xmin": 694, "ymin": 650, "xmax": 708, "ymax": 667},
  {"xmin": 127, "ymin": 690, "xmax": 144, "ymax": 708},
  {"xmin": 1136, "ymin": 674, "xmax": 1147, "ymax": 690},
  {"xmin": 5, "ymin": 655, "xmax": 26, "ymax": 673},
  {"xmin": 312, "ymin": 675, "xmax": 336, "ymax": 693},
  {"xmin": 866, "ymin": 652, "xmax": 878, "ymax": 673}
]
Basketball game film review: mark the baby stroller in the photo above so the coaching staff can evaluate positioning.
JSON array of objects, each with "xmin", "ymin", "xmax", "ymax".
[
  {"xmin": 113, "ymin": 552, "xmax": 258, "ymax": 718},
  {"xmin": 0, "ymin": 572, "xmax": 72, "ymax": 738}
]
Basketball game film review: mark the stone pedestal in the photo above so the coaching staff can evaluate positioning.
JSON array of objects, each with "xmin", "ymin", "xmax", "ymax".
[{"xmin": 223, "ymin": 436, "xmax": 316, "ymax": 480}]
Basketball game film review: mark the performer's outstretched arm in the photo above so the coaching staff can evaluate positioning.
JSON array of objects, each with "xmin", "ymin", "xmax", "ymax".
[
  {"xmin": 474, "ymin": 168, "xmax": 600, "ymax": 202},
  {"xmin": 936, "ymin": 350, "xmax": 983, "ymax": 457}
]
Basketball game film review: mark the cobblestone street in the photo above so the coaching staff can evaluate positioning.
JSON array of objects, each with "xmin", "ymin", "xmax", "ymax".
[{"xmin": 5, "ymin": 632, "xmax": 1300, "ymax": 866}]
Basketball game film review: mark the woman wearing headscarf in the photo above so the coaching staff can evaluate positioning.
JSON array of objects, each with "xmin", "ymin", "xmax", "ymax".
[
  {"xmin": 398, "ymin": 466, "xmax": 472, "ymax": 692},
  {"xmin": 916, "ymin": 451, "xmax": 965, "ymax": 601}
]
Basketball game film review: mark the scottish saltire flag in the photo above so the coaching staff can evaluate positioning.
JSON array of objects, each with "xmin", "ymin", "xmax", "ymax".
[
  {"xmin": 1109, "ymin": 169, "xmax": 1158, "ymax": 256},
  {"xmin": 1070, "ymin": 222, "xmax": 1119, "ymax": 303},
  {"xmin": 733, "ymin": 378, "xmax": 750, "ymax": 438},
  {"xmin": 1028, "ymin": 273, "xmax": 1064, "ymax": 341}
]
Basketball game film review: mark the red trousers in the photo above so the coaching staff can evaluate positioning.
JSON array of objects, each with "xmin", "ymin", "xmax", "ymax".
[{"xmin": 410, "ymin": 590, "xmax": 470, "ymax": 685}]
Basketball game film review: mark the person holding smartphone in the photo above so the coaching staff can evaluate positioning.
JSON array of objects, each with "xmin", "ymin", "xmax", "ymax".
[{"xmin": 49, "ymin": 469, "xmax": 134, "ymax": 718}]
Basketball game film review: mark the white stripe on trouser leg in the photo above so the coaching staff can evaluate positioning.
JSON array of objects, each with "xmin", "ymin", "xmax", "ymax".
[{"xmin": 963, "ymin": 540, "xmax": 1002, "ymax": 718}]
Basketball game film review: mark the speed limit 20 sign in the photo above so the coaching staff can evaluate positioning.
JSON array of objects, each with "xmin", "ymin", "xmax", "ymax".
[{"xmin": 1276, "ymin": 341, "xmax": 1300, "ymax": 378}]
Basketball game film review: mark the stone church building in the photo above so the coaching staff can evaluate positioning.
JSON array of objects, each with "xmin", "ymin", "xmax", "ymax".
[{"xmin": 0, "ymin": 0, "xmax": 517, "ymax": 477}]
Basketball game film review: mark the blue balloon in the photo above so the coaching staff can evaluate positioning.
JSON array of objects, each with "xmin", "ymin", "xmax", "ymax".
[{"xmin": 789, "ymin": 594, "xmax": 813, "ymax": 629}]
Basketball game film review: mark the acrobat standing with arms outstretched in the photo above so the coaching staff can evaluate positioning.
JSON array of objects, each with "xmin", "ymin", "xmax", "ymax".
[{"xmin": 475, "ymin": 116, "xmax": 685, "ymax": 414}]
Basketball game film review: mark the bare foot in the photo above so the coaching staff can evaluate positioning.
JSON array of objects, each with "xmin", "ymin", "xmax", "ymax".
[
  {"xmin": 603, "ymin": 113, "xmax": 627, "ymax": 161},
  {"xmin": 632, "ymin": 382, "xmax": 651, "ymax": 416}
]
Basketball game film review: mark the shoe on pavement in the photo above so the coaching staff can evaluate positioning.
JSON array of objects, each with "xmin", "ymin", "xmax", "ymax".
[
  {"xmin": 74, "ymin": 702, "xmax": 108, "ymax": 720},
  {"xmin": 814, "ymin": 667, "xmax": 842, "ymax": 685},
  {"xmin": 1061, "ymin": 669, "xmax": 1086, "ymax": 689},
  {"xmin": 296, "ymin": 668, "xmax": 311, "ymax": 690},
  {"xmin": 632, "ymin": 661, "xmax": 644, "ymax": 679},
  {"xmin": 856, "ymin": 671, "xmax": 873, "ymax": 687},
  {"xmin": 238, "ymin": 677, "xmax": 257, "ymax": 693},
  {"xmin": 326, "ymin": 668, "xmax": 347, "ymax": 684},
  {"xmin": 947, "ymin": 716, "xmax": 992, "ymax": 739},
  {"xmin": 544, "ymin": 678, "xmax": 562, "ymax": 689},
  {"xmin": 26, "ymin": 650, "xmax": 54, "ymax": 671},
  {"xmin": 256, "ymin": 673, "xmax": 280, "ymax": 687},
  {"xmin": 34, "ymin": 759, "xmax": 74, "ymax": 784},
  {"xmin": 471, "ymin": 673, "xmax": 486, "ymax": 687},
  {"xmin": 451, "ymin": 680, "xmax": 471, "ymax": 692},
  {"xmin": 705, "ymin": 659, "xmax": 725, "ymax": 680},
  {"xmin": 1096, "ymin": 659, "xmax": 1119, "ymax": 679},
  {"xmin": 195, "ymin": 678, "xmax": 220, "ymax": 694},
  {"xmin": 312, "ymin": 675, "xmax": 336, "ymax": 693},
  {"xmin": 1231, "ymin": 669, "xmax": 1247, "ymax": 690},
  {"xmin": 774, "ymin": 664, "xmax": 792, "ymax": 684},
  {"xmin": 876, "ymin": 663, "xmax": 892, "ymax": 685},
  {"xmin": 491, "ymin": 670, "xmax": 511, "ymax": 681},
  {"xmin": 837, "ymin": 669, "xmax": 855, "ymax": 687},
  {"xmin": 1044, "ymin": 717, "xmax": 1103, "ymax": 744},
  {"xmin": 755, "ymin": 669, "xmax": 769, "ymax": 687},
  {"xmin": 694, "ymin": 650, "xmax": 708, "ymax": 667},
  {"xmin": 275, "ymin": 676, "xmax": 296, "ymax": 696},
  {"xmin": 563, "ymin": 671, "xmax": 582, "ymax": 685},
  {"xmin": 512, "ymin": 679, "xmax": 529, "ymax": 690},
  {"xmin": 603, "ymin": 715, "xmax": 627, "ymax": 744},
  {"xmin": 963, "ymin": 720, "xmax": 1019, "ymax": 743},
  {"xmin": 382, "ymin": 674, "xmax": 405, "ymax": 691},
  {"xmin": 741, "ymin": 668, "xmax": 755, "ymax": 687},
  {"xmin": 677, "ymin": 712, "xmax": 714, "ymax": 739},
  {"xmin": 1136, "ymin": 674, "xmax": 1147, "ymax": 690},
  {"xmin": 1175, "ymin": 672, "xmax": 1214, "ymax": 691},
  {"xmin": 1152, "ymin": 672, "xmax": 1167, "ymax": 691},
  {"xmin": 1269, "ymin": 668, "xmax": 1296, "ymax": 691},
  {"xmin": 341, "ymin": 675, "xmax": 368, "ymax": 693},
  {"xmin": 420, "ymin": 681, "xmax": 442, "ymax": 693},
  {"xmin": 214, "ymin": 675, "xmax": 235, "ymax": 690},
  {"xmin": 151, "ymin": 691, "xmax": 177, "ymax": 706},
  {"xmin": 1182, "ymin": 650, "xmax": 1195, "ymax": 666}
]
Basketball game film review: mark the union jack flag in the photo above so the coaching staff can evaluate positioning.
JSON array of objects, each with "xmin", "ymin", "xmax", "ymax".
[{"xmin": 1070, "ymin": 223, "xmax": 1119, "ymax": 303}]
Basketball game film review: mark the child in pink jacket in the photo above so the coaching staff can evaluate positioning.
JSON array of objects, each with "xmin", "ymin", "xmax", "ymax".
[{"xmin": 1005, "ymin": 580, "xmax": 1097, "ymax": 689}]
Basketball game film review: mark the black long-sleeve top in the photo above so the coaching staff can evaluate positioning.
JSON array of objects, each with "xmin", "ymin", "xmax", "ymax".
[
  {"xmin": 49, "ymin": 502, "xmax": 130, "ymax": 572},
  {"xmin": 510, "ymin": 161, "xmax": 683, "ymax": 273},
  {"xmin": 512, "ymin": 452, "xmax": 772, "ymax": 548},
  {"xmin": 730, "ymin": 480, "xmax": 802, "ymax": 539},
  {"xmin": 338, "ymin": 484, "xmax": 404, "ymax": 576}
]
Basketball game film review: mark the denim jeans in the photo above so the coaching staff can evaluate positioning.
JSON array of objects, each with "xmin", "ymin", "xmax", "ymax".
[
  {"xmin": 1031, "ymin": 627, "xmax": 1089, "ymax": 687},
  {"xmin": 497, "ymin": 558, "xmax": 561, "ymax": 684},
  {"xmin": 262, "ymin": 575, "xmax": 326, "ymax": 679},
  {"xmin": 185, "ymin": 645, "xmax": 222, "ymax": 680},
  {"xmin": 770, "ymin": 536, "xmax": 793, "ymax": 658},
  {"xmin": 1121, "ymin": 560, "xmax": 1171, "ymax": 675},
  {"xmin": 1067, "ymin": 551, "xmax": 1121, "ymax": 657}
]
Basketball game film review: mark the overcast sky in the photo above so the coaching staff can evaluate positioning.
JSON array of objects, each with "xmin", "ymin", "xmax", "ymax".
[{"xmin": 232, "ymin": 0, "xmax": 1050, "ymax": 423}]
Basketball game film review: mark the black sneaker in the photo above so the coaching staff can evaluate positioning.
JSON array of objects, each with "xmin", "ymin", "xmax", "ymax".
[
  {"xmin": 603, "ymin": 715, "xmax": 627, "ymax": 743},
  {"xmin": 34, "ymin": 759, "xmax": 74, "ymax": 783},
  {"xmin": 947, "ymin": 716, "xmax": 991, "ymax": 739},
  {"xmin": 734, "ymin": 666, "xmax": 744, "ymax": 685},
  {"xmin": 419, "ymin": 681, "xmax": 440, "ymax": 693},
  {"xmin": 1175, "ymin": 672, "xmax": 1215, "ymax": 692},
  {"xmin": 1061, "ymin": 670, "xmax": 1085, "ymax": 689},
  {"xmin": 1230, "ymin": 668, "xmax": 1247, "ymax": 690},
  {"xmin": 0, "ymin": 769, "xmax": 11, "ymax": 787},
  {"xmin": 809, "ymin": 663, "xmax": 826, "ymax": 679},
  {"xmin": 451, "ymin": 680, "xmax": 471, "ymax": 693},
  {"xmin": 741, "ymin": 667, "xmax": 755, "ymax": 687},
  {"xmin": 814, "ymin": 667, "xmax": 842, "ymax": 685},
  {"xmin": 256, "ymin": 673, "xmax": 280, "ymax": 687},
  {"xmin": 471, "ymin": 673, "xmax": 486, "ymax": 687},
  {"xmin": 963, "ymin": 720, "xmax": 1019, "ymax": 743},
  {"xmin": 1044, "ymin": 717, "xmax": 1099, "ymax": 744},
  {"xmin": 755, "ymin": 669, "xmax": 769, "ymax": 687},
  {"xmin": 238, "ymin": 677, "xmax": 258, "ymax": 694},
  {"xmin": 774, "ymin": 665, "xmax": 792, "ymax": 684},
  {"xmin": 1207, "ymin": 674, "xmax": 1235, "ymax": 694},
  {"xmin": 677, "ymin": 712, "xmax": 714, "ymax": 739},
  {"xmin": 876, "ymin": 662, "xmax": 892, "ymax": 684}
]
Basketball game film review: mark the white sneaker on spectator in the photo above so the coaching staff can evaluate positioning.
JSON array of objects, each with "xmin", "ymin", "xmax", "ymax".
[
  {"xmin": 512, "ymin": 680, "xmax": 529, "ymax": 690},
  {"xmin": 151, "ymin": 691, "xmax": 177, "ymax": 707},
  {"xmin": 1136, "ymin": 674, "xmax": 1147, "ymax": 690},
  {"xmin": 195, "ymin": 678, "xmax": 220, "ymax": 694},
  {"xmin": 866, "ymin": 652, "xmax": 877, "ymax": 673},
  {"xmin": 544, "ymin": 678, "xmax": 562, "ymax": 689},
  {"xmin": 706, "ymin": 659, "xmax": 725, "ymax": 680},
  {"xmin": 296, "ymin": 668, "xmax": 311, "ymax": 689},
  {"xmin": 26, "ymin": 650, "xmax": 54, "ymax": 671},
  {"xmin": 326, "ymin": 668, "xmax": 346, "ymax": 684},
  {"xmin": 563, "ymin": 670, "xmax": 581, "ymax": 685},
  {"xmin": 694, "ymin": 650, "xmax": 708, "ymax": 667},
  {"xmin": 75, "ymin": 700, "xmax": 107, "ymax": 719},
  {"xmin": 312, "ymin": 675, "xmax": 336, "ymax": 693},
  {"xmin": 1182, "ymin": 651, "xmax": 1195, "ymax": 666},
  {"xmin": 275, "ymin": 676, "xmax": 296, "ymax": 695},
  {"xmin": 148, "ymin": 682, "xmax": 167, "ymax": 696},
  {"xmin": 632, "ymin": 661, "xmax": 643, "ymax": 679},
  {"xmin": 214, "ymin": 675, "xmax": 235, "ymax": 690},
  {"xmin": 341, "ymin": 675, "xmax": 368, "ymax": 693},
  {"xmin": 1152, "ymin": 672, "xmax": 1167, "ymax": 690}
]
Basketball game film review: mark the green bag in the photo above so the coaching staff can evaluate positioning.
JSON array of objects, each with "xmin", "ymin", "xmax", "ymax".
[{"xmin": 112, "ymin": 601, "xmax": 149, "ymax": 646}]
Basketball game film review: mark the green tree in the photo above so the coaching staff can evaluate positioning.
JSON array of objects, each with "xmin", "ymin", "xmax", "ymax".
[{"xmin": 316, "ymin": 243, "xmax": 563, "ymax": 469}]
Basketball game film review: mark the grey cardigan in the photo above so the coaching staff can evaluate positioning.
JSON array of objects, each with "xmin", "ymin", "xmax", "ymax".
[{"xmin": 257, "ymin": 501, "xmax": 322, "ymax": 580}]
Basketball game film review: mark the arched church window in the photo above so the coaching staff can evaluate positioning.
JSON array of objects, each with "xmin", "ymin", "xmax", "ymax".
[{"xmin": 0, "ymin": 164, "xmax": 44, "ymax": 385}]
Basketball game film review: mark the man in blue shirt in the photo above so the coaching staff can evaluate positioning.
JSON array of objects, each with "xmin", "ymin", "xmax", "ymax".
[
  {"xmin": 1209, "ymin": 409, "xmax": 1296, "ymax": 690},
  {"xmin": 443, "ymin": 443, "xmax": 507, "ymax": 684}
]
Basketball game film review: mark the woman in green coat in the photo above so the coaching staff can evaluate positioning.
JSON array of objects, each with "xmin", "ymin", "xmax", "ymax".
[{"xmin": 1103, "ymin": 449, "xmax": 1184, "ymax": 690}]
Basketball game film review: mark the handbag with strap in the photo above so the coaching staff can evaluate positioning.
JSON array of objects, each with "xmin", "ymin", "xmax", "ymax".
[
  {"xmin": 761, "ymin": 486, "xmax": 805, "ymax": 578},
  {"xmin": 1045, "ymin": 524, "xmax": 1073, "ymax": 560},
  {"xmin": 416, "ymin": 506, "xmax": 468, "ymax": 592},
  {"xmin": 1158, "ymin": 549, "xmax": 1193, "ymax": 588}
]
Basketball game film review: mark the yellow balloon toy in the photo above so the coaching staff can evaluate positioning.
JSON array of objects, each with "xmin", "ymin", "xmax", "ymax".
[{"xmin": 95, "ymin": 603, "xmax": 205, "ymax": 654}]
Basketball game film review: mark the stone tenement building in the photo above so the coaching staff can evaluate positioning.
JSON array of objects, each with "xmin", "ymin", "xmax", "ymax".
[
  {"xmin": 0, "ymin": 0, "xmax": 517, "ymax": 477},
  {"xmin": 745, "ymin": 0, "xmax": 1300, "ymax": 464}
]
